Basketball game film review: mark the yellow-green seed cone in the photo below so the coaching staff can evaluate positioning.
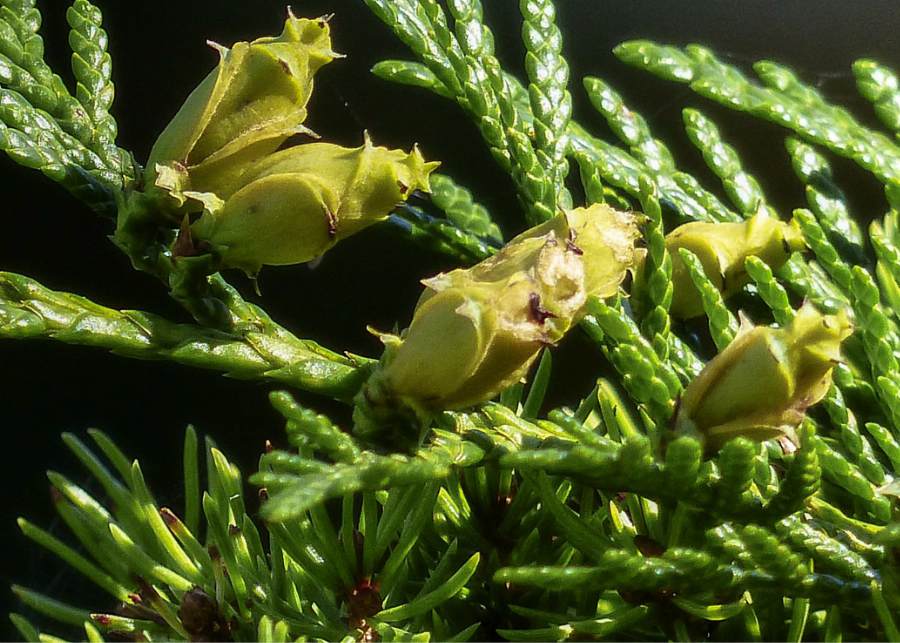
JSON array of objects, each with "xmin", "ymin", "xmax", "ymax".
[
  {"xmin": 381, "ymin": 289, "xmax": 499, "ymax": 406},
  {"xmin": 665, "ymin": 212, "xmax": 805, "ymax": 318},
  {"xmin": 190, "ymin": 136, "xmax": 439, "ymax": 274},
  {"xmin": 675, "ymin": 304, "xmax": 852, "ymax": 451},
  {"xmin": 358, "ymin": 203, "xmax": 641, "ymax": 423},
  {"xmin": 566, "ymin": 205, "xmax": 646, "ymax": 298},
  {"xmin": 147, "ymin": 14, "xmax": 338, "ymax": 210}
]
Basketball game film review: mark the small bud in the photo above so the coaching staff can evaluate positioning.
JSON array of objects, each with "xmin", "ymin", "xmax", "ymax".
[
  {"xmin": 675, "ymin": 304, "xmax": 852, "ymax": 451},
  {"xmin": 356, "ymin": 204, "xmax": 640, "ymax": 427},
  {"xmin": 665, "ymin": 212, "xmax": 804, "ymax": 318},
  {"xmin": 191, "ymin": 136, "xmax": 438, "ymax": 274},
  {"xmin": 147, "ymin": 15, "xmax": 338, "ymax": 208},
  {"xmin": 178, "ymin": 586, "xmax": 223, "ymax": 639},
  {"xmin": 348, "ymin": 577, "xmax": 383, "ymax": 630},
  {"xmin": 159, "ymin": 507, "xmax": 178, "ymax": 527}
]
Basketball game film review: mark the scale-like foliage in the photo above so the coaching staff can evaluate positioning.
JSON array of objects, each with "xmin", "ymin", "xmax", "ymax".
[{"xmin": 2, "ymin": 2, "xmax": 899, "ymax": 642}]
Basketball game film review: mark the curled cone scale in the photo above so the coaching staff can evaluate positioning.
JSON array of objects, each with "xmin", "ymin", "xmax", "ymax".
[
  {"xmin": 190, "ymin": 136, "xmax": 439, "ymax": 274},
  {"xmin": 147, "ymin": 13, "xmax": 339, "ymax": 210},
  {"xmin": 675, "ymin": 304, "xmax": 852, "ymax": 451},
  {"xmin": 665, "ymin": 212, "xmax": 805, "ymax": 318},
  {"xmin": 354, "ymin": 204, "xmax": 641, "ymax": 434}
]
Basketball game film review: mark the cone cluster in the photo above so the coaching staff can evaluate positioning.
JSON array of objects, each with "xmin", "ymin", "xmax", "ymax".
[
  {"xmin": 146, "ymin": 14, "xmax": 437, "ymax": 274},
  {"xmin": 356, "ymin": 205, "xmax": 642, "ymax": 427}
]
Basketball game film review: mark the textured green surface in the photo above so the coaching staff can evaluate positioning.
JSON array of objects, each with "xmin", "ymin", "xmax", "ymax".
[{"xmin": 3, "ymin": 1, "xmax": 900, "ymax": 642}]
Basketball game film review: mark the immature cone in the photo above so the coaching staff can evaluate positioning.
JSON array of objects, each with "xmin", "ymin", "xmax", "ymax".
[
  {"xmin": 665, "ymin": 212, "xmax": 805, "ymax": 318},
  {"xmin": 190, "ymin": 136, "xmax": 439, "ymax": 274},
  {"xmin": 147, "ymin": 13, "xmax": 338, "ymax": 210},
  {"xmin": 675, "ymin": 304, "xmax": 852, "ymax": 451},
  {"xmin": 355, "ymin": 204, "xmax": 641, "ymax": 432}
]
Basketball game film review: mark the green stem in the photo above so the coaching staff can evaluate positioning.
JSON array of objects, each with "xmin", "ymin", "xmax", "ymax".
[{"xmin": 0, "ymin": 271, "xmax": 370, "ymax": 400}]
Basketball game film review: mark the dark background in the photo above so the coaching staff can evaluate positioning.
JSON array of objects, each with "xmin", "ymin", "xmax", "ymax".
[{"xmin": 2, "ymin": 0, "xmax": 899, "ymax": 638}]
